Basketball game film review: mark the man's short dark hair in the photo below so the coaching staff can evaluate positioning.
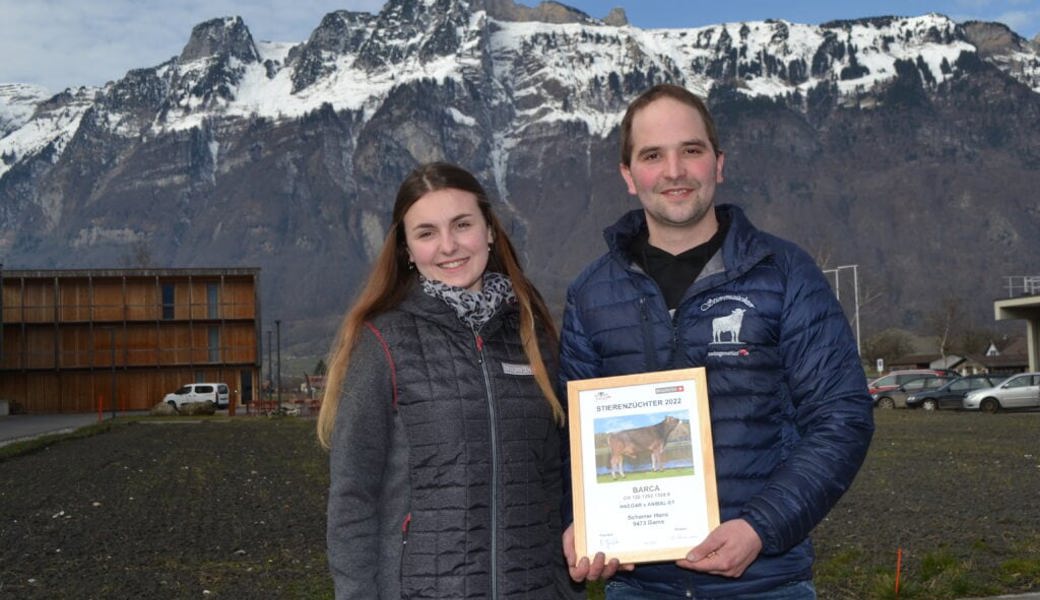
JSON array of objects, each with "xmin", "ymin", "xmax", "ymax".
[{"xmin": 619, "ymin": 84, "xmax": 722, "ymax": 167}]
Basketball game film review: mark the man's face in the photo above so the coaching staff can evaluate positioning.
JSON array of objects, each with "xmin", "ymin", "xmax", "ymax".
[{"xmin": 620, "ymin": 96, "xmax": 725, "ymax": 248}]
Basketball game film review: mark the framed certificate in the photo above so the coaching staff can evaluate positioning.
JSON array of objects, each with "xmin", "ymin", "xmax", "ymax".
[{"xmin": 567, "ymin": 368, "xmax": 719, "ymax": 563}]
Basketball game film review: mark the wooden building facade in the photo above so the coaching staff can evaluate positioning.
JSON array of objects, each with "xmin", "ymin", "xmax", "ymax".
[{"xmin": 0, "ymin": 268, "xmax": 261, "ymax": 414}]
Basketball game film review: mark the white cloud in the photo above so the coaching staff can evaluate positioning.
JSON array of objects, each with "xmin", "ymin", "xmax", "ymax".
[
  {"xmin": 0, "ymin": 0, "xmax": 384, "ymax": 93},
  {"xmin": 992, "ymin": 9, "xmax": 1040, "ymax": 37}
]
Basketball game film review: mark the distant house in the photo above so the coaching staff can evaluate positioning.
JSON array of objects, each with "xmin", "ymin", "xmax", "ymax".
[
  {"xmin": 887, "ymin": 353, "xmax": 963, "ymax": 372},
  {"xmin": 0, "ymin": 268, "xmax": 261, "ymax": 414},
  {"xmin": 957, "ymin": 337, "xmax": 1030, "ymax": 376},
  {"xmin": 889, "ymin": 337, "xmax": 1029, "ymax": 377}
]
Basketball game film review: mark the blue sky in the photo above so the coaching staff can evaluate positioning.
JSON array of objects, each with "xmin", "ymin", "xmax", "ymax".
[{"xmin": 2, "ymin": 0, "xmax": 1038, "ymax": 93}]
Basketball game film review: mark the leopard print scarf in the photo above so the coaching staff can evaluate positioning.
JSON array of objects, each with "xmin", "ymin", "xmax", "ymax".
[{"xmin": 419, "ymin": 271, "xmax": 515, "ymax": 332}]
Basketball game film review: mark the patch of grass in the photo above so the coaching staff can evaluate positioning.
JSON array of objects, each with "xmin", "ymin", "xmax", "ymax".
[
  {"xmin": 595, "ymin": 467, "xmax": 696, "ymax": 484},
  {"xmin": 919, "ymin": 549, "xmax": 958, "ymax": 580},
  {"xmin": 0, "ymin": 419, "xmax": 128, "ymax": 462},
  {"xmin": 999, "ymin": 555, "xmax": 1040, "ymax": 588}
]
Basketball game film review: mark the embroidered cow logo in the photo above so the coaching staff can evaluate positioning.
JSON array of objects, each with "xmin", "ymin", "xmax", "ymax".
[{"xmin": 711, "ymin": 308, "xmax": 746, "ymax": 344}]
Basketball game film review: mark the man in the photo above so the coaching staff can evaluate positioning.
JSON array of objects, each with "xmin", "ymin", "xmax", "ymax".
[{"xmin": 560, "ymin": 83, "xmax": 874, "ymax": 598}]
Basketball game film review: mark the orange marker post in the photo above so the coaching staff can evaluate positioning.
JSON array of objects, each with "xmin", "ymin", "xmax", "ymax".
[{"xmin": 894, "ymin": 546, "xmax": 903, "ymax": 597}]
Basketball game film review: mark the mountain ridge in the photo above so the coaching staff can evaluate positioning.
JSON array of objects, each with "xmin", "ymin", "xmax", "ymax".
[{"xmin": 2, "ymin": 0, "xmax": 1038, "ymax": 354}]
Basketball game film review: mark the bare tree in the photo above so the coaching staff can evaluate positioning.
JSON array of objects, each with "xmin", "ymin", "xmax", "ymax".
[
  {"xmin": 925, "ymin": 296, "xmax": 965, "ymax": 362},
  {"xmin": 862, "ymin": 328, "xmax": 916, "ymax": 368}
]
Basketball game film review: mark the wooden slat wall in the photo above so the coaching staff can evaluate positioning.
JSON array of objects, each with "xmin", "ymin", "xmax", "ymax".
[
  {"xmin": 91, "ymin": 280, "xmax": 125, "ymax": 322},
  {"xmin": 58, "ymin": 279, "xmax": 92, "ymax": 321},
  {"xmin": 15, "ymin": 279, "xmax": 56, "ymax": 323},
  {"xmin": 1, "ymin": 270, "xmax": 260, "ymax": 413},
  {"xmin": 0, "ymin": 367, "xmax": 260, "ymax": 413},
  {"xmin": 125, "ymin": 280, "xmax": 160, "ymax": 321},
  {"xmin": 223, "ymin": 280, "xmax": 257, "ymax": 319},
  {"xmin": 1, "ymin": 328, "xmax": 20, "ymax": 369}
]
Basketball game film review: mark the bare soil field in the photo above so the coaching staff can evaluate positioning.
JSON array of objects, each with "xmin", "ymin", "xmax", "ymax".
[
  {"xmin": 0, "ymin": 418, "xmax": 330, "ymax": 599},
  {"xmin": 1, "ymin": 410, "xmax": 1038, "ymax": 599}
]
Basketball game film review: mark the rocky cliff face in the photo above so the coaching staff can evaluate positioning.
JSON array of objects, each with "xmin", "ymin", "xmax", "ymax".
[{"xmin": 2, "ymin": 0, "xmax": 1039, "ymax": 354}]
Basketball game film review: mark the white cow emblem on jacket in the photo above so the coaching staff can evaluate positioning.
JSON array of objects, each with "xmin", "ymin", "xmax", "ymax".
[{"xmin": 711, "ymin": 308, "xmax": 746, "ymax": 344}]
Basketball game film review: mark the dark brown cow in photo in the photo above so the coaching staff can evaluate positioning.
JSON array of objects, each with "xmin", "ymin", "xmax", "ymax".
[{"xmin": 606, "ymin": 415, "xmax": 681, "ymax": 479}]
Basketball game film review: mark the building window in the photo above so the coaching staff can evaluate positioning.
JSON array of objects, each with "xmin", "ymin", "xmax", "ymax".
[
  {"xmin": 207, "ymin": 283, "xmax": 219, "ymax": 319},
  {"xmin": 161, "ymin": 283, "xmax": 175, "ymax": 320},
  {"xmin": 208, "ymin": 326, "xmax": 220, "ymax": 362}
]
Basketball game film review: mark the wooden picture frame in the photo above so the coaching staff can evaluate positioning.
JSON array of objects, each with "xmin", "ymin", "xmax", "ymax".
[{"xmin": 567, "ymin": 367, "xmax": 719, "ymax": 563}]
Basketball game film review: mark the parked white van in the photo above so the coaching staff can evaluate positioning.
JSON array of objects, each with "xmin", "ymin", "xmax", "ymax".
[{"xmin": 163, "ymin": 383, "xmax": 230, "ymax": 409}]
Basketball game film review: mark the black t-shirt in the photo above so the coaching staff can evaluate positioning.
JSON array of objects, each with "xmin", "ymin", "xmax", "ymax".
[{"xmin": 631, "ymin": 210, "xmax": 730, "ymax": 311}]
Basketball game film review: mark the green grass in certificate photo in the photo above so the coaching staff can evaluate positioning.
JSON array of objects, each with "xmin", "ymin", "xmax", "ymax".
[
  {"xmin": 593, "ymin": 410, "xmax": 695, "ymax": 484},
  {"xmin": 595, "ymin": 464, "xmax": 696, "ymax": 484}
]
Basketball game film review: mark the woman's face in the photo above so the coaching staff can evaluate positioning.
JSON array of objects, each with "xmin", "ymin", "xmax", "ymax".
[{"xmin": 402, "ymin": 188, "xmax": 493, "ymax": 292}]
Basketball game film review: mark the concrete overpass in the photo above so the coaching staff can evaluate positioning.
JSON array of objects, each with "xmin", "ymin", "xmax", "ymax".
[{"xmin": 994, "ymin": 294, "xmax": 1040, "ymax": 372}]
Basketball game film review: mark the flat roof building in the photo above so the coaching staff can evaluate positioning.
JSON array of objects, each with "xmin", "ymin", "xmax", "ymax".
[{"xmin": 0, "ymin": 267, "xmax": 261, "ymax": 414}]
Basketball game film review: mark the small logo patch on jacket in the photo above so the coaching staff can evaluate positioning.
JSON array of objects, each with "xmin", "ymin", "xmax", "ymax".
[{"xmin": 502, "ymin": 362, "xmax": 533, "ymax": 376}]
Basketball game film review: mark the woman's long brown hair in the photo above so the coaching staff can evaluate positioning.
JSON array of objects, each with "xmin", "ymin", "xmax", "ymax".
[{"xmin": 317, "ymin": 162, "xmax": 563, "ymax": 449}]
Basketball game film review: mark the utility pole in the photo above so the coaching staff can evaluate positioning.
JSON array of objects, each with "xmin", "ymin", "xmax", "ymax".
[
  {"xmin": 108, "ymin": 327, "xmax": 117, "ymax": 420},
  {"xmin": 266, "ymin": 329, "xmax": 273, "ymax": 411},
  {"xmin": 0, "ymin": 261, "xmax": 4, "ymax": 365},
  {"xmin": 275, "ymin": 320, "xmax": 282, "ymax": 411}
]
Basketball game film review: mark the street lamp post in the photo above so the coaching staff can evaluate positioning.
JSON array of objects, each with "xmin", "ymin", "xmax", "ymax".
[
  {"xmin": 824, "ymin": 264, "xmax": 861, "ymax": 356},
  {"xmin": 266, "ymin": 330, "xmax": 272, "ymax": 411},
  {"xmin": 0, "ymin": 261, "xmax": 5, "ymax": 365},
  {"xmin": 275, "ymin": 320, "xmax": 282, "ymax": 411},
  {"xmin": 107, "ymin": 327, "xmax": 117, "ymax": 420}
]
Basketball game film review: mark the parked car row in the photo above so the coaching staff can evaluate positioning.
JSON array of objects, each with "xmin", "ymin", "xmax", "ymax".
[
  {"xmin": 872, "ymin": 374, "xmax": 955, "ymax": 409},
  {"xmin": 869, "ymin": 371, "xmax": 1040, "ymax": 413},
  {"xmin": 905, "ymin": 375, "xmax": 997, "ymax": 410},
  {"xmin": 867, "ymin": 369, "xmax": 956, "ymax": 397},
  {"xmin": 963, "ymin": 373, "xmax": 1040, "ymax": 413}
]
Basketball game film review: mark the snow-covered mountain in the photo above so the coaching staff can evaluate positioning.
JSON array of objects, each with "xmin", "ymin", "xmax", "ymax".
[{"xmin": 2, "ymin": 0, "xmax": 1039, "ymax": 352}]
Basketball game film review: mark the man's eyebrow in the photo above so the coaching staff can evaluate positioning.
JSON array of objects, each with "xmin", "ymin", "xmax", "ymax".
[{"xmin": 636, "ymin": 139, "xmax": 708, "ymax": 154}]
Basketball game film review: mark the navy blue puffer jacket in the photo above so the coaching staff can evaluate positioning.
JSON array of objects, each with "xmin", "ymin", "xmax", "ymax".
[{"xmin": 560, "ymin": 205, "xmax": 874, "ymax": 597}]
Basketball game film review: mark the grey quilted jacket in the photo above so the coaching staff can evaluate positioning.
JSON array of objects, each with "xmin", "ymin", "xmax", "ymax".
[{"xmin": 327, "ymin": 283, "xmax": 577, "ymax": 599}]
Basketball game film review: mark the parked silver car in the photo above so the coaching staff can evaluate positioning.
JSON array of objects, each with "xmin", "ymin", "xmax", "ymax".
[
  {"xmin": 873, "ymin": 375, "xmax": 956, "ymax": 409},
  {"xmin": 962, "ymin": 373, "xmax": 1040, "ymax": 413}
]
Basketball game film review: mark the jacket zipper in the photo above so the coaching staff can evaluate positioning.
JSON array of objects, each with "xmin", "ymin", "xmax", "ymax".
[
  {"xmin": 475, "ymin": 333, "xmax": 499, "ymax": 600},
  {"xmin": 639, "ymin": 297, "xmax": 660, "ymax": 371}
]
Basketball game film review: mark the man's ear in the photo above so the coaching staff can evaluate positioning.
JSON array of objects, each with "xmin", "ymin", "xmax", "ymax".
[{"xmin": 619, "ymin": 163, "xmax": 637, "ymax": 195}]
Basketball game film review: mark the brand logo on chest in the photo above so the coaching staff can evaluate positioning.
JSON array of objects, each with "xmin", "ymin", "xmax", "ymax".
[
  {"xmin": 502, "ymin": 362, "xmax": 533, "ymax": 376},
  {"xmin": 701, "ymin": 295, "xmax": 756, "ymax": 354}
]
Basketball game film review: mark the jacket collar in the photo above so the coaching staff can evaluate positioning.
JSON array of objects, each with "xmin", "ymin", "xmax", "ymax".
[{"xmin": 603, "ymin": 204, "xmax": 771, "ymax": 276}]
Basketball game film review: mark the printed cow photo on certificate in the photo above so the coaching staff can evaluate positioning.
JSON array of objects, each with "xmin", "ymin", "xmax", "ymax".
[
  {"xmin": 567, "ymin": 368, "xmax": 720, "ymax": 563},
  {"xmin": 594, "ymin": 410, "xmax": 694, "ymax": 484}
]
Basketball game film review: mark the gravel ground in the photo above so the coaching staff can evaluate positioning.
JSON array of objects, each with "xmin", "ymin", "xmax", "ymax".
[
  {"xmin": 811, "ymin": 409, "xmax": 1040, "ymax": 599},
  {"xmin": 1, "ymin": 410, "xmax": 1039, "ymax": 599},
  {"xmin": 0, "ymin": 418, "xmax": 331, "ymax": 599}
]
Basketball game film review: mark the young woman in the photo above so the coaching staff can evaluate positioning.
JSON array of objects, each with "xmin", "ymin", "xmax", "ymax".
[{"xmin": 317, "ymin": 162, "xmax": 577, "ymax": 599}]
